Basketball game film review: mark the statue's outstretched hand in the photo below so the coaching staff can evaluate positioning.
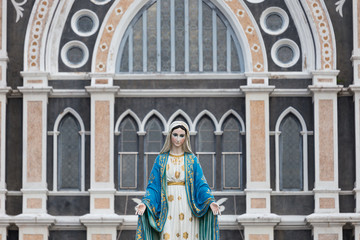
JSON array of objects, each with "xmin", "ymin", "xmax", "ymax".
[
  {"xmin": 210, "ymin": 202, "xmax": 221, "ymax": 215},
  {"xmin": 135, "ymin": 203, "xmax": 146, "ymax": 215}
]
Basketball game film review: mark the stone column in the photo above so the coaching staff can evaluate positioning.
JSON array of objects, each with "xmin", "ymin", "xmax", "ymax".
[
  {"xmin": 355, "ymin": 223, "xmax": 360, "ymax": 240},
  {"xmin": 309, "ymin": 71, "xmax": 341, "ymax": 214},
  {"xmin": 17, "ymin": 72, "xmax": 54, "ymax": 240},
  {"xmin": 240, "ymin": 74, "xmax": 278, "ymax": 240},
  {"xmin": 81, "ymin": 77, "xmax": 121, "ymax": 240},
  {"xmin": 308, "ymin": 70, "xmax": 342, "ymax": 240},
  {"xmin": 0, "ymin": 0, "xmax": 10, "ymax": 235},
  {"xmin": 350, "ymin": 0, "xmax": 360, "ymax": 213},
  {"xmin": 0, "ymin": 90, "xmax": 9, "ymax": 216}
]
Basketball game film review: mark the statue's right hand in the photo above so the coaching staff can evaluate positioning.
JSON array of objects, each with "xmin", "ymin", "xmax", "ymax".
[{"xmin": 135, "ymin": 203, "xmax": 146, "ymax": 215}]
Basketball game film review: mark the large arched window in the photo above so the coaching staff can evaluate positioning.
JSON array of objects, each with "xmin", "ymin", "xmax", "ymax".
[
  {"xmin": 222, "ymin": 116, "xmax": 243, "ymax": 190},
  {"xmin": 145, "ymin": 117, "xmax": 164, "ymax": 181},
  {"xmin": 275, "ymin": 108, "xmax": 308, "ymax": 192},
  {"xmin": 55, "ymin": 113, "xmax": 83, "ymax": 191},
  {"xmin": 116, "ymin": 0, "xmax": 244, "ymax": 74},
  {"xmin": 118, "ymin": 116, "xmax": 138, "ymax": 189},
  {"xmin": 196, "ymin": 117, "xmax": 215, "ymax": 188}
]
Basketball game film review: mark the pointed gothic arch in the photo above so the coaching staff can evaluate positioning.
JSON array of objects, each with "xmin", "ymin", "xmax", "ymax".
[
  {"xmin": 275, "ymin": 107, "xmax": 308, "ymax": 191},
  {"xmin": 53, "ymin": 107, "xmax": 86, "ymax": 192}
]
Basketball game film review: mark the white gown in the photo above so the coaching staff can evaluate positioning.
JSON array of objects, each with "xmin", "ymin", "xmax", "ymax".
[{"xmin": 160, "ymin": 153, "xmax": 199, "ymax": 240}]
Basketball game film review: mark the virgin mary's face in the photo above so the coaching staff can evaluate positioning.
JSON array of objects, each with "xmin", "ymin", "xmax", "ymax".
[{"xmin": 171, "ymin": 128, "xmax": 186, "ymax": 148}]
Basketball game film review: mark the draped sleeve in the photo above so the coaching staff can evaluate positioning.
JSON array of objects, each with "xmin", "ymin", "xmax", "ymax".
[
  {"xmin": 136, "ymin": 153, "xmax": 169, "ymax": 240},
  {"xmin": 184, "ymin": 153, "xmax": 219, "ymax": 240}
]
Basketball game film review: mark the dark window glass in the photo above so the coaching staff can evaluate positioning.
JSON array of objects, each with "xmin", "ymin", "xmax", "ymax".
[
  {"xmin": 58, "ymin": 114, "xmax": 81, "ymax": 191},
  {"xmin": 145, "ymin": 117, "xmax": 163, "ymax": 152},
  {"xmin": 265, "ymin": 13, "xmax": 283, "ymax": 31},
  {"xmin": 279, "ymin": 114, "xmax": 303, "ymax": 191},
  {"xmin": 118, "ymin": 117, "xmax": 138, "ymax": 189},
  {"xmin": 77, "ymin": 15, "xmax": 94, "ymax": 33},
  {"xmin": 117, "ymin": 0, "xmax": 243, "ymax": 73},
  {"xmin": 119, "ymin": 117, "xmax": 138, "ymax": 152},
  {"xmin": 67, "ymin": 47, "xmax": 84, "ymax": 65},
  {"xmin": 196, "ymin": 117, "xmax": 215, "ymax": 188},
  {"xmin": 277, "ymin": 45, "xmax": 294, "ymax": 64},
  {"xmin": 222, "ymin": 117, "xmax": 242, "ymax": 189}
]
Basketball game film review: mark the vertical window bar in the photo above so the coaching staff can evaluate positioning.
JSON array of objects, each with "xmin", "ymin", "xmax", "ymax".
[
  {"xmin": 226, "ymin": 29, "xmax": 231, "ymax": 72},
  {"xmin": 157, "ymin": 0, "xmax": 162, "ymax": 72},
  {"xmin": 170, "ymin": 0, "xmax": 175, "ymax": 72},
  {"xmin": 198, "ymin": 0, "xmax": 203, "ymax": 72},
  {"xmin": 129, "ymin": 28, "xmax": 133, "ymax": 73},
  {"xmin": 212, "ymin": 9, "xmax": 217, "ymax": 72},
  {"xmin": 184, "ymin": 0, "xmax": 189, "ymax": 72},
  {"xmin": 143, "ymin": 12, "xmax": 147, "ymax": 73}
]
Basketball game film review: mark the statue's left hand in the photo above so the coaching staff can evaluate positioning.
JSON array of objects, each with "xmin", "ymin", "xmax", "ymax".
[{"xmin": 210, "ymin": 202, "xmax": 221, "ymax": 215}]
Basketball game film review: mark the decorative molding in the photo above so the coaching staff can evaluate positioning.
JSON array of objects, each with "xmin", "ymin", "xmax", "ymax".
[
  {"xmin": 167, "ymin": 110, "xmax": 193, "ymax": 130},
  {"xmin": 301, "ymin": 0, "xmax": 336, "ymax": 70},
  {"xmin": 335, "ymin": 0, "xmax": 346, "ymax": 17},
  {"xmin": 218, "ymin": 109, "xmax": 246, "ymax": 133},
  {"xmin": 46, "ymin": 0, "xmax": 75, "ymax": 73},
  {"xmin": 24, "ymin": 0, "xmax": 58, "ymax": 71},
  {"xmin": 114, "ymin": 109, "xmax": 141, "ymax": 135},
  {"xmin": 10, "ymin": 0, "xmax": 27, "ymax": 23},
  {"xmin": 220, "ymin": 0, "xmax": 266, "ymax": 72},
  {"xmin": 192, "ymin": 110, "xmax": 219, "ymax": 132},
  {"xmin": 140, "ymin": 109, "xmax": 167, "ymax": 133}
]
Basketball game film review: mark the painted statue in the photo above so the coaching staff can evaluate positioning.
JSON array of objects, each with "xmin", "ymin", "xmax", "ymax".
[{"xmin": 135, "ymin": 121, "xmax": 220, "ymax": 240}]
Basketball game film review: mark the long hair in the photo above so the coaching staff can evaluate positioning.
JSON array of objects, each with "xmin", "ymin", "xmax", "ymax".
[{"xmin": 160, "ymin": 121, "xmax": 193, "ymax": 154}]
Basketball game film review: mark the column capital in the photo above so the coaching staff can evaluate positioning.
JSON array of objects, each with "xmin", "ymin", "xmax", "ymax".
[
  {"xmin": 17, "ymin": 86, "xmax": 53, "ymax": 95},
  {"xmin": 237, "ymin": 213, "xmax": 281, "ymax": 227},
  {"xmin": 308, "ymin": 85, "xmax": 343, "ymax": 93},
  {"xmin": 15, "ymin": 213, "xmax": 55, "ymax": 227},
  {"xmin": 21, "ymin": 71, "xmax": 50, "ymax": 87},
  {"xmin": 245, "ymin": 72, "xmax": 271, "ymax": 86},
  {"xmin": 80, "ymin": 213, "xmax": 124, "ymax": 227},
  {"xmin": 0, "ymin": 87, "xmax": 11, "ymax": 94},
  {"xmin": 305, "ymin": 213, "xmax": 357, "ymax": 226},
  {"xmin": 85, "ymin": 86, "xmax": 119, "ymax": 94},
  {"xmin": 240, "ymin": 85, "xmax": 275, "ymax": 93},
  {"xmin": 310, "ymin": 70, "xmax": 340, "ymax": 86},
  {"xmin": 90, "ymin": 73, "xmax": 114, "ymax": 86},
  {"xmin": 349, "ymin": 85, "xmax": 360, "ymax": 93}
]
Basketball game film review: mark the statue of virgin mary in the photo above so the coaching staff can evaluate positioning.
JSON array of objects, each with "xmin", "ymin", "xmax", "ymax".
[{"xmin": 135, "ymin": 121, "xmax": 220, "ymax": 240}]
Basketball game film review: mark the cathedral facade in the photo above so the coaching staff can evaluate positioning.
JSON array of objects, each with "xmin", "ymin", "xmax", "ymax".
[{"xmin": 0, "ymin": 0, "xmax": 359, "ymax": 239}]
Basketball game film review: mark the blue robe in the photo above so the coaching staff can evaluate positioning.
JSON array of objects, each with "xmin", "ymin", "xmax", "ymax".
[{"xmin": 136, "ymin": 152, "xmax": 219, "ymax": 240}]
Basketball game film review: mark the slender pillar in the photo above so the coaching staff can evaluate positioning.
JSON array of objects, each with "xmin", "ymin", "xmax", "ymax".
[
  {"xmin": 0, "ymin": 91, "xmax": 8, "ymax": 215},
  {"xmin": 308, "ymin": 70, "xmax": 342, "ymax": 240},
  {"xmin": 355, "ymin": 223, "xmax": 360, "ymax": 240},
  {"xmin": 0, "ymin": 0, "xmax": 10, "ymax": 236},
  {"xmin": 17, "ymin": 72, "xmax": 54, "ymax": 240},
  {"xmin": 240, "ymin": 74, "xmax": 279, "ymax": 240},
  {"xmin": 81, "ymin": 76, "xmax": 121, "ymax": 240},
  {"xmin": 310, "ymin": 71, "xmax": 341, "ymax": 214},
  {"xmin": 350, "ymin": 0, "xmax": 360, "ymax": 213}
]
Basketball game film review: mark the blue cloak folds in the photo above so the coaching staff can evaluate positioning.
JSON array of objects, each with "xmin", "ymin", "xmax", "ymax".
[{"xmin": 136, "ymin": 152, "xmax": 219, "ymax": 240}]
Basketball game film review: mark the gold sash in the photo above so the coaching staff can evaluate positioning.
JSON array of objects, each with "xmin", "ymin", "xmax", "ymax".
[{"xmin": 167, "ymin": 181, "xmax": 185, "ymax": 186}]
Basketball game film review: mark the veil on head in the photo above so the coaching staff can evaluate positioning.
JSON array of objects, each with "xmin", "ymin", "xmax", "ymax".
[{"xmin": 160, "ymin": 121, "xmax": 193, "ymax": 153}]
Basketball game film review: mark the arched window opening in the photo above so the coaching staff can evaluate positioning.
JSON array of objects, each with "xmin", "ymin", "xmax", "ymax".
[
  {"xmin": 145, "ymin": 117, "xmax": 164, "ymax": 182},
  {"xmin": 196, "ymin": 117, "xmax": 215, "ymax": 188},
  {"xmin": 57, "ymin": 114, "xmax": 82, "ymax": 191},
  {"xmin": 118, "ymin": 116, "xmax": 138, "ymax": 189},
  {"xmin": 222, "ymin": 116, "xmax": 243, "ymax": 190},
  {"xmin": 116, "ymin": 0, "xmax": 244, "ymax": 74},
  {"xmin": 172, "ymin": 115, "xmax": 189, "ymax": 126},
  {"xmin": 279, "ymin": 113, "xmax": 303, "ymax": 191}
]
